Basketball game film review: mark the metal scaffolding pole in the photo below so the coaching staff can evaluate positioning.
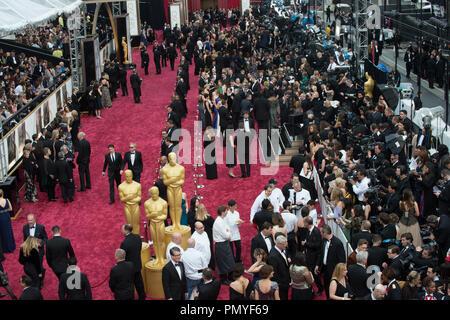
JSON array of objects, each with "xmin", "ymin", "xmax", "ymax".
[
  {"xmin": 112, "ymin": 2, "xmax": 122, "ymax": 16},
  {"xmin": 355, "ymin": 0, "xmax": 369, "ymax": 78},
  {"xmin": 68, "ymin": 4, "xmax": 88, "ymax": 91}
]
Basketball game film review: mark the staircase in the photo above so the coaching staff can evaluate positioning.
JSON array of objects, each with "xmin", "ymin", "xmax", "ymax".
[{"xmin": 275, "ymin": 139, "xmax": 303, "ymax": 166}]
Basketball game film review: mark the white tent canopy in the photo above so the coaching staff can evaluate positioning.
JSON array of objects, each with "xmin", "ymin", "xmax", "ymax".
[{"xmin": 0, "ymin": 0, "xmax": 82, "ymax": 36}]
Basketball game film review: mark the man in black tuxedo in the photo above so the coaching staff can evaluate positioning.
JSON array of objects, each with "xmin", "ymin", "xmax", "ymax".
[
  {"xmin": 252, "ymin": 199, "xmax": 273, "ymax": 231},
  {"xmin": 404, "ymin": 48, "xmax": 413, "ymax": 78},
  {"xmin": 382, "ymin": 245, "xmax": 404, "ymax": 280},
  {"xmin": 167, "ymin": 105, "xmax": 181, "ymax": 129},
  {"xmin": 167, "ymin": 43, "xmax": 178, "ymax": 71},
  {"xmin": 314, "ymin": 224, "xmax": 346, "ymax": 299},
  {"xmin": 130, "ymin": 69, "xmax": 143, "ymax": 103},
  {"xmin": 120, "ymin": 224, "xmax": 146, "ymax": 300},
  {"xmin": 19, "ymin": 276, "xmax": 43, "ymax": 300},
  {"xmin": 347, "ymin": 251, "xmax": 370, "ymax": 299},
  {"xmin": 367, "ymin": 234, "xmax": 388, "ymax": 268},
  {"xmin": 153, "ymin": 41, "xmax": 162, "ymax": 74},
  {"xmin": 121, "ymin": 142, "xmax": 143, "ymax": 183},
  {"xmin": 58, "ymin": 257, "xmax": 92, "ymax": 300},
  {"xmin": 289, "ymin": 146, "xmax": 306, "ymax": 175},
  {"xmin": 236, "ymin": 119, "xmax": 254, "ymax": 178},
  {"xmin": 76, "ymin": 132, "xmax": 91, "ymax": 192},
  {"xmin": 176, "ymin": 76, "xmax": 187, "ymax": 115},
  {"xmin": 193, "ymin": 268, "xmax": 221, "ymax": 300},
  {"xmin": 303, "ymin": 216, "xmax": 323, "ymax": 295},
  {"xmin": 351, "ymin": 220, "xmax": 373, "ymax": 250},
  {"xmin": 42, "ymin": 147, "xmax": 57, "ymax": 201},
  {"xmin": 253, "ymin": 92, "xmax": 271, "ymax": 132},
  {"xmin": 55, "ymin": 152, "xmax": 74, "ymax": 203},
  {"xmin": 102, "ymin": 144, "xmax": 123, "ymax": 204},
  {"xmin": 268, "ymin": 233, "xmax": 291, "ymax": 300},
  {"xmin": 46, "ymin": 225, "xmax": 75, "ymax": 280},
  {"xmin": 232, "ymin": 88, "xmax": 245, "ymax": 129},
  {"xmin": 109, "ymin": 249, "xmax": 135, "ymax": 300},
  {"xmin": 426, "ymin": 54, "xmax": 436, "ymax": 89},
  {"xmin": 162, "ymin": 247, "xmax": 188, "ymax": 300},
  {"xmin": 163, "ymin": 138, "xmax": 176, "ymax": 157},
  {"xmin": 118, "ymin": 65, "xmax": 128, "ymax": 96},
  {"xmin": 250, "ymin": 222, "xmax": 274, "ymax": 263},
  {"xmin": 6, "ymin": 50, "xmax": 19, "ymax": 69},
  {"xmin": 161, "ymin": 130, "xmax": 168, "ymax": 156},
  {"xmin": 23, "ymin": 213, "xmax": 48, "ymax": 285},
  {"xmin": 142, "ymin": 47, "xmax": 150, "ymax": 75}
]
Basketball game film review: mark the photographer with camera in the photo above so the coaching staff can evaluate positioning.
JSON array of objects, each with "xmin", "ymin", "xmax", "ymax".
[
  {"xmin": 349, "ymin": 169, "xmax": 370, "ymax": 203},
  {"xmin": 434, "ymin": 168, "xmax": 450, "ymax": 217},
  {"xmin": 426, "ymin": 215, "xmax": 450, "ymax": 264}
]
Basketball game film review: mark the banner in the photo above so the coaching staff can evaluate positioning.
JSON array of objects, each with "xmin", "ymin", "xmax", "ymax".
[
  {"xmin": 170, "ymin": 3, "xmax": 181, "ymax": 29},
  {"xmin": 1, "ymin": 77, "xmax": 73, "ymax": 172},
  {"xmin": 241, "ymin": 0, "xmax": 250, "ymax": 14},
  {"xmin": 99, "ymin": 39, "xmax": 115, "ymax": 73},
  {"xmin": 127, "ymin": 0, "xmax": 140, "ymax": 36}
]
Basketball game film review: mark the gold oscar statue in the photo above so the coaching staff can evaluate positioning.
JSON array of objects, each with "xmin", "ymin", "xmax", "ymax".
[
  {"xmin": 122, "ymin": 36, "xmax": 130, "ymax": 64},
  {"xmin": 160, "ymin": 152, "xmax": 190, "ymax": 250},
  {"xmin": 364, "ymin": 72, "xmax": 375, "ymax": 100},
  {"xmin": 118, "ymin": 170, "xmax": 141, "ymax": 235},
  {"xmin": 143, "ymin": 186, "xmax": 168, "ymax": 298}
]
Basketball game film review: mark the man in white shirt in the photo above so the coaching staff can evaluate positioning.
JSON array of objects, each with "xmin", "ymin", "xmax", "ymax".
[
  {"xmin": 191, "ymin": 222, "xmax": 211, "ymax": 265},
  {"xmin": 224, "ymin": 200, "xmax": 243, "ymax": 263},
  {"xmin": 306, "ymin": 200, "xmax": 318, "ymax": 226},
  {"xmin": 181, "ymin": 238, "xmax": 208, "ymax": 300},
  {"xmin": 288, "ymin": 182, "xmax": 311, "ymax": 219},
  {"xmin": 250, "ymin": 184, "xmax": 279, "ymax": 222},
  {"xmin": 166, "ymin": 232, "xmax": 185, "ymax": 262},
  {"xmin": 350, "ymin": 169, "xmax": 371, "ymax": 202},
  {"xmin": 268, "ymin": 178, "xmax": 285, "ymax": 209},
  {"xmin": 280, "ymin": 201, "xmax": 298, "ymax": 258},
  {"xmin": 327, "ymin": 58, "xmax": 337, "ymax": 72},
  {"xmin": 212, "ymin": 206, "xmax": 235, "ymax": 285}
]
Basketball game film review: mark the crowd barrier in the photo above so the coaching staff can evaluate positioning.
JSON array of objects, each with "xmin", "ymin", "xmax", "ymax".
[{"xmin": 313, "ymin": 167, "xmax": 354, "ymax": 260}]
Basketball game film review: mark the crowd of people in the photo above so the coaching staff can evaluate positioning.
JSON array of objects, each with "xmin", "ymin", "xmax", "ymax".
[{"xmin": 1, "ymin": 2, "xmax": 450, "ymax": 301}]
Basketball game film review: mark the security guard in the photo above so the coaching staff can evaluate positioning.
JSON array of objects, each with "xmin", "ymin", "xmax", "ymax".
[{"xmin": 381, "ymin": 267, "xmax": 402, "ymax": 300}]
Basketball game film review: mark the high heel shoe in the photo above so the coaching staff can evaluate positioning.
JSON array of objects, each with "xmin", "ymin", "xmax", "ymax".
[{"xmin": 228, "ymin": 173, "xmax": 236, "ymax": 178}]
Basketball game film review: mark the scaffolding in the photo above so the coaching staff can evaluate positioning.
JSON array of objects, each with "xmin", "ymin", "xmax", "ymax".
[
  {"xmin": 355, "ymin": 0, "xmax": 369, "ymax": 78},
  {"xmin": 112, "ymin": 1, "xmax": 122, "ymax": 16},
  {"xmin": 68, "ymin": 4, "xmax": 88, "ymax": 91}
]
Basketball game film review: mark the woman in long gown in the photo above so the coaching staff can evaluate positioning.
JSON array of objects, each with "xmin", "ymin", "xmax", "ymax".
[
  {"xmin": 100, "ymin": 78, "xmax": 112, "ymax": 109},
  {"xmin": 180, "ymin": 192, "xmax": 188, "ymax": 226},
  {"xmin": 22, "ymin": 149, "xmax": 38, "ymax": 202},
  {"xmin": 0, "ymin": 189, "xmax": 15, "ymax": 254},
  {"xmin": 397, "ymin": 189, "xmax": 423, "ymax": 248},
  {"xmin": 203, "ymin": 127, "xmax": 218, "ymax": 180}
]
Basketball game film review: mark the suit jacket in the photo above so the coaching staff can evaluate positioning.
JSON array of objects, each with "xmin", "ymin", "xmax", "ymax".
[
  {"xmin": 304, "ymin": 227, "xmax": 322, "ymax": 269},
  {"xmin": 19, "ymin": 287, "xmax": 43, "ymax": 300},
  {"xmin": 55, "ymin": 159, "xmax": 73, "ymax": 185},
  {"xmin": 367, "ymin": 246, "xmax": 388, "ymax": 268},
  {"xmin": 164, "ymin": 144, "xmax": 175, "ymax": 157},
  {"xmin": 46, "ymin": 236, "xmax": 75, "ymax": 275},
  {"xmin": 252, "ymin": 209, "xmax": 273, "ymax": 231},
  {"xmin": 253, "ymin": 95, "xmax": 271, "ymax": 121},
  {"xmin": 268, "ymin": 247, "xmax": 291, "ymax": 288},
  {"xmin": 289, "ymin": 154, "xmax": 306, "ymax": 175},
  {"xmin": 103, "ymin": 152, "xmax": 123, "ymax": 177},
  {"xmin": 121, "ymin": 151, "xmax": 143, "ymax": 174},
  {"xmin": 76, "ymin": 139, "xmax": 91, "ymax": 165},
  {"xmin": 250, "ymin": 232, "xmax": 275, "ymax": 263},
  {"xmin": 168, "ymin": 111, "xmax": 181, "ymax": 128},
  {"xmin": 385, "ymin": 280, "xmax": 402, "ymax": 300},
  {"xmin": 23, "ymin": 223, "xmax": 48, "ymax": 257},
  {"xmin": 59, "ymin": 270, "xmax": 92, "ymax": 300},
  {"xmin": 130, "ymin": 74, "xmax": 142, "ymax": 89},
  {"xmin": 109, "ymin": 261, "xmax": 135, "ymax": 300},
  {"xmin": 195, "ymin": 277, "xmax": 221, "ymax": 300},
  {"xmin": 317, "ymin": 236, "xmax": 346, "ymax": 276},
  {"xmin": 351, "ymin": 231, "xmax": 373, "ymax": 250},
  {"xmin": 417, "ymin": 291, "xmax": 444, "ymax": 300},
  {"xmin": 347, "ymin": 264, "xmax": 370, "ymax": 298},
  {"xmin": 162, "ymin": 261, "xmax": 187, "ymax": 300},
  {"xmin": 120, "ymin": 233, "xmax": 143, "ymax": 272}
]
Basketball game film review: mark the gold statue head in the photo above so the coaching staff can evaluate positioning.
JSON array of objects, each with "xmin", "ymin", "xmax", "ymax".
[
  {"xmin": 124, "ymin": 169, "xmax": 133, "ymax": 183},
  {"xmin": 122, "ymin": 36, "xmax": 126, "ymax": 41},
  {"xmin": 149, "ymin": 186, "xmax": 159, "ymax": 200},
  {"xmin": 168, "ymin": 152, "xmax": 177, "ymax": 166}
]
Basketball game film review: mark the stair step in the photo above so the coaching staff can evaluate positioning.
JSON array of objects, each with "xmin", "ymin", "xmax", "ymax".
[
  {"xmin": 291, "ymin": 140, "xmax": 303, "ymax": 148},
  {"xmin": 284, "ymin": 148, "xmax": 298, "ymax": 156}
]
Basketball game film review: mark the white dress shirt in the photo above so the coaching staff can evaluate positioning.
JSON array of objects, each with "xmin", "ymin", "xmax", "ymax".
[
  {"xmin": 288, "ymin": 188, "xmax": 311, "ymax": 219},
  {"xmin": 262, "ymin": 232, "xmax": 272, "ymax": 252},
  {"xmin": 224, "ymin": 210, "xmax": 241, "ymax": 241},
  {"xmin": 213, "ymin": 216, "xmax": 230, "ymax": 243},
  {"xmin": 166, "ymin": 242, "xmax": 184, "ymax": 262},
  {"xmin": 275, "ymin": 246, "xmax": 288, "ymax": 264},
  {"xmin": 271, "ymin": 187, "xmax": 285, "ymax": 208},
  {"xmin": 171, "ymin": 260, "xmax": 182, "ymax": 279},
  {"xmin": 323, "ymin": 239, "xmax": 331, "ymax": 265},
  {"xmin": 250, "ymin": 191, "xmax": 280, "ymax": 222},
  {"xmin": 243, "ymin": 118, "xmax": 251, "ymax": 132},
  {"xmin": 352, "ymin": 177, "xmax": 371, "ymax": 201},
  {"xmin": 29, "ymin": 223, "xmax": 37, "ymax": 237},
  {"xmin": 191, "ymin": 231, "xmax": 211, "ymax": 264},
  {"xmin": 281, "ymin": 210, "xmax": 297, "ymax": 233},
  {"xmin": 130, "ymin": 152, "xmax": 136, "ymax": 166},
  {"xmin": 181, "ymin": 248, "xmax": 208, "ymax": 280},
  {"xmin": 309, "ymin": 208, "xmax": 318, "ymax": 226}
]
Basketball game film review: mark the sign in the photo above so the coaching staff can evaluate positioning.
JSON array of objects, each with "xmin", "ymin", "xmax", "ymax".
[
  {"xmin": 170, "ymin": 3, "xmax": 181, "ymax": 30},
  {"xmin": 241, "ymin": 0, "xmax": 250, "ymax": 14},
  {"xmin": 126, "ymin": 0, "xmax": 140, "ymax": 36}
]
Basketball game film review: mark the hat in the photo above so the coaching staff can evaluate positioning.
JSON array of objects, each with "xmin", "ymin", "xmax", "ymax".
[{"xmin": 269, "ymin": 178, "xmax": 278, "ymax": 185}]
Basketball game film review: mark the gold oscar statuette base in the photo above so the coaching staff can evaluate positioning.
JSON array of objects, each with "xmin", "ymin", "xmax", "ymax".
[
  {"xmin": 145, "ymin": 259, "xmax": 165, "ymax": 299},
  {"xmin": 140, "ymin": 242, "xmax": 151, "ymax": 293},
  {"xmin": 164, "ymin": 225, "xmax": 191, "ymax": 251}
]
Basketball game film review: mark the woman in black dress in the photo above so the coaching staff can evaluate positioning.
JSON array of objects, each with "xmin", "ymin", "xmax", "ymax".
[
  {"xmin": 203, "ymin": 127, "xmax": 217, "ymax": 180},
  {"xmin": 22, "ymin": 149, "xmax": 38, "ymax": 202},
  {"xmin": 70, "ymin": 110, "xmax": 80, "ymax": 152},
  {"xmin": 230, "ymin": 263, "xmax": 254, "ymax": 300},
  {"xmin": 329, "ymin": 263, "xmax": 352, "ymax": 300},
  {"xmin": 18, "ymin": 237, "xmax": 43, "ymax": 288},
  {"xmin": 94, "ymin": 82, "xmax": 103, "ymax": 119},
  {"xmin": 187, "ymin": 197, "xmax": 199, "ymax": 233}
]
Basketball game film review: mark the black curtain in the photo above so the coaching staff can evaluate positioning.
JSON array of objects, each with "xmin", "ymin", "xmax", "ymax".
[{"xmin": 140, "ymin": 0, "xmax": 166, "ymax": 30}]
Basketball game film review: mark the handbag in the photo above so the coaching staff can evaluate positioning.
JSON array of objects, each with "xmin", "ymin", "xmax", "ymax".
[{"xmin": 0, "ymin": 270, "xmax": 9, "ymax": 287}]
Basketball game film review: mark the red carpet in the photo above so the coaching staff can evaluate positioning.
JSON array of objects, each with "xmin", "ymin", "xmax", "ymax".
[{"xmin": 2, "ymin": 48, "xmax": 325, "ymax": 300}]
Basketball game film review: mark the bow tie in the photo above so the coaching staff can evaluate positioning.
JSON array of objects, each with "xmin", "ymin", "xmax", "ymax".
[
  {"xmin": 130, "ymin": 152, "xmax": 135, "ymax": 155},
  {"xmin": 265, "ymin": 236, "xmax": 271, "ymax": 239},
  {"xmin": 174, "ymin": 263, "xmax": 180, "ymax": 267},
  {"xmin": 30, "ymin": 226, "xmax": 35, "ymax": 229}
]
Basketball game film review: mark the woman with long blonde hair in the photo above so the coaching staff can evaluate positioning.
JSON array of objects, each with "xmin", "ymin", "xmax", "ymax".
[
  {"xmin": 18, "ymin": 236, "xmax": 43, "ymax": 288},
  {"xmin": 329, "ymin": 263, "xmax": 352, "ymax": 300}
]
